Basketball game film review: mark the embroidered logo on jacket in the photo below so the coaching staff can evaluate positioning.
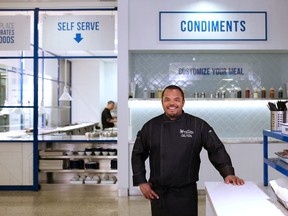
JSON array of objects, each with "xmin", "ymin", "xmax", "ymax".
[{"xmin": 179, "ymin": 129, "xmax": 194, "ymax": 138}]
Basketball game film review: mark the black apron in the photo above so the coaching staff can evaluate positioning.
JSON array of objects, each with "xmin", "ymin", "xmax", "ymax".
[{"xmin": 151, "ymin": 183, "xmax": 198, "ymax": 216}]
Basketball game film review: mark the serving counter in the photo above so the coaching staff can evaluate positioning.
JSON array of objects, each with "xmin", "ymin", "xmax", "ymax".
[
  {"xmin": 0, "ymin": 123, "xmax": 117, "ymax": 191},
  {"xmin": 205, "ymin": 181, "xmax": 286, "ymax": 216}
]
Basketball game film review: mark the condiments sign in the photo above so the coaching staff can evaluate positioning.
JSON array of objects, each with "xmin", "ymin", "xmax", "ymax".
[
  {"xmin": 0, "ymin": 16, "xmax": 31, "ymax": 50},
  {"xmin": 42, "ymin": 15, "xmax": 115, "ymax": 51},
  {"xmin": 159, "ymin": 11, "xmax": 267, "ymax": 41}
]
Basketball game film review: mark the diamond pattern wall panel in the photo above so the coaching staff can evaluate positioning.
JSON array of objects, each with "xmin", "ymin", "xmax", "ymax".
[
  {"xmin": 129, "ymin": 99, "xmax": 271, "ymax": 140},
  {"xmin": 129, "ymin": 52, "xmax": 288, "ymax": 140},
  {"xmin": 130, "ymin": 53, "xmax": 288, "ymax": 99}
]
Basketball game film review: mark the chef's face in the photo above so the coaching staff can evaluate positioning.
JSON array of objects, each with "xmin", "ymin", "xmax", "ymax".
[{"xmin": 161, "ymin": 88, "xmax": 185, "ymax": 120}]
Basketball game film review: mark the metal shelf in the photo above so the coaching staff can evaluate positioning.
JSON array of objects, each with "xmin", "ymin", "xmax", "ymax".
[
  {"xmin": 39, "ymin": 182, "xmax": 118, "ymax": 190},
  {"xmin": 264, "ymin": 158, "xmax": 288, "ymax": 176},
  {"xmin": 38, "ymin": 135, "xmax": 117, "ymax": 143},
  {"xmin": 39, "ymin": 155, "xmax": 117, "ymax": 159},
  {"xmin": 263, "ymin": 130, "xmax": 288, "ymax": 142},
  {"xmin": 38, "ymin": 138, "xmax": 118, "ymax": 188},
  {"xmin": 263, "ymin": 130, "xmax": 288, "ymax": 186},
  {"xmin": 39, "ymin": 169, "xmax": 117, "ymax": 174}
]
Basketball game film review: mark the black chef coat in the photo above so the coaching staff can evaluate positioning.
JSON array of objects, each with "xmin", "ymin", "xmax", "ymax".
[{"xmin": 132, "ymin": 111, "xmax": 235, "ymax": 188}]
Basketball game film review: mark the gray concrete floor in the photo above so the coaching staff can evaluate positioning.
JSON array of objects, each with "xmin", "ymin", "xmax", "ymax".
[{"xmin": 0, "ymin": 187, "xmax": 205, "ymax": 216}]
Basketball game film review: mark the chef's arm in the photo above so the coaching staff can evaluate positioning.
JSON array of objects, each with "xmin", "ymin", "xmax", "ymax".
[
  {"xmin": 204, "ymin": 127, "xmax": 244, "ymax": 185},
  {"xmin": 203, "ymin": 126, "xmax": 235, "ymax": 178},
  {"xmin": 106, "ymin": 117, "xmax": 117, "ymax": 123}
]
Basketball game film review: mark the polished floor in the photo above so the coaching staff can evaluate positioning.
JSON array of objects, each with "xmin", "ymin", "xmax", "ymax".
[{"xmin": 0, "ymin": 187, "xmax": 206, "ymax": 216}]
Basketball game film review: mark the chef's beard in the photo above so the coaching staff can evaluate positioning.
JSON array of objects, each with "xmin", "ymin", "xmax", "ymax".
[
  {"xmin": 165, "ymin": 111, "xmax": 181, "ymax": 120},
  {"xmin": 163, "ymin": 104, "xmax": 183, "ymax": 119}
]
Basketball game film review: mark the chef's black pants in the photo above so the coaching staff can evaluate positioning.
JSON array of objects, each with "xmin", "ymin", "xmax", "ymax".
[{"xmin": 150, "ymin": 183, "xmax": 198, "ymax": 216}]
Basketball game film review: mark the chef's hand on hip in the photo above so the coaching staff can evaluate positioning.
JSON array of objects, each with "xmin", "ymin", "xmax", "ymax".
[
  {"xmin": 224, "ymin": 175, "xmax": 245, "ymax": 185},
  {"xmin": 139, "ymin": 183, "xmax": 159, "ymax": 200}
]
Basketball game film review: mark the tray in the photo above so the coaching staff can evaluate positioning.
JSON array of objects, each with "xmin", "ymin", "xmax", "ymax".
[{"xmin": 275, "ymin": 152, "xmax": 288, "ymax": 163}]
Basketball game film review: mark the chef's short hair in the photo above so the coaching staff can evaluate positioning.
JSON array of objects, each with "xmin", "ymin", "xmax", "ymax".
[
  {"xmin": 107, "ymin": 101, "xmax": 115, "ymax": 105},
  {"xmin": 162, "ymin": 85, "xmax": 185, "ymax": 100}
]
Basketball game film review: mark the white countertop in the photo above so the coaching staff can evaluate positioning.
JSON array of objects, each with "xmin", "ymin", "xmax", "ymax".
[{"xmin": 205, "ymin": 182, "xmax": 286, "ymax": 216}]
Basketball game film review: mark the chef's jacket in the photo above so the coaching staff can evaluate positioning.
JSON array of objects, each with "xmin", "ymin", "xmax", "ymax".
[{"xmin": 132, "ymin": 111, "xmax": 235, "ymax": 187}]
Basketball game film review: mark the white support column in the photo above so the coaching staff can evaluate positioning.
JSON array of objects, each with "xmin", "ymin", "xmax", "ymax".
[{"xmin": 117, "ymin": 0, "xmax": 130, "ymax": 197}]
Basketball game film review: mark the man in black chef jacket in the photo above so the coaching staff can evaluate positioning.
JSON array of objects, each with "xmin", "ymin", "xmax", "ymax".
[
  {"xmin": 131, "ymin": 85, "xmax": 244, "ymax": 216},
  {"xmin": 101, "ymin": 101, "xmax": 117, "ymax": 130}
]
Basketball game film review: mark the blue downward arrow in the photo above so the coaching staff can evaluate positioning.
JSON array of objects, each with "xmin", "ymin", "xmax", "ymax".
[{"xmin": 74, "ymin": 33, "xmax": 83, "ymax": 43}]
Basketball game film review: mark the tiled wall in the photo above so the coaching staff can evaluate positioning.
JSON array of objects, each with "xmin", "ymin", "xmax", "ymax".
[
  {"xmin": 129, "ymin": 53, "xmax": 288, "ymax": 98},
  {"xmin": 129, "ymin": 53, "xmax": 288, "ymax": 140}
]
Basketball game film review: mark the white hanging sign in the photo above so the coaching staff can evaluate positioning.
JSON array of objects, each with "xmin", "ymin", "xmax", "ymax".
[
  {"xmin": 169, "ymin": 62, "xmax": 253, "ymax": 81},
  {"xmin": 0, "ymin": 16, "xmax": 31, "ymax": 50},
  {"xmin": 160, "ymin": 11, "xmax": 267, "ymax": 41},
  {"xmin": 42, "ymin": 15, "xmax": 115, "ymax": 51}
]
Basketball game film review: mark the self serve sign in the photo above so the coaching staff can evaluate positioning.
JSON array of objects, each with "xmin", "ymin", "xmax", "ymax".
[{"xmin": 42, "ymin": 15, "xmax": 115, "ymax": 51}]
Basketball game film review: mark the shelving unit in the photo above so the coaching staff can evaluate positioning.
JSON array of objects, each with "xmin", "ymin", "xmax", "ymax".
[
  {"xmin": 38, "ymin": 135, "xmax": 118, "ymax": 187},
  {"xmin": 263, "ymin": 130, "xmax": 288, "ymax": 186}
]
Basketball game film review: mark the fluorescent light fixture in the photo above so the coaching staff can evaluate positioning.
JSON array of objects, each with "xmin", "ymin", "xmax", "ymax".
[{"xmin": 222, "ymin": 78, "xmax": 233, "ymax": 81}]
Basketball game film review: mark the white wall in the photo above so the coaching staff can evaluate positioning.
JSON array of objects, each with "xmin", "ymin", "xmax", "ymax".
[
  {"xmin": 118, "ymin": 0, "xmax": 288, "ymax": 196},
  {"xmin": 72, "ymin": 59, "xmax": 117, "ymax": 125},
  {"xmin": 72, "ymin": 60, "xmax": 101, "ymax": 124},
  {"xmin": 99, "ymin": 62, "xmax": 118, "ymax": 110},
  {"xmin": 128, "ymin": 0, "xmax": 288, "ymax": 51}
]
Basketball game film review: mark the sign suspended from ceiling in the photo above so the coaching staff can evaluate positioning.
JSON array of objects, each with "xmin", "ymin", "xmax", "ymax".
[
  {"xmin": 0, "ymin": 16, "xmax": 31, "ymax": 50},
  {"xmin": 42, "ymin": 15, "xmax": 115, "ymax": 51},
  {"xmin": 159, "ymin": 11, "xmax": 267, "ymax": 41}
]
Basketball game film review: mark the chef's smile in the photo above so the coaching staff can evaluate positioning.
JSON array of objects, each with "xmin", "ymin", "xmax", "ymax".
[{"xmin": 167, "ymin": 106, "xmax": 177, "ymax": 112}]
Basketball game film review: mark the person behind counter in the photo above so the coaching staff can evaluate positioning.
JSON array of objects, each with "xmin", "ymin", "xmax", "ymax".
[
  {"xmin": 131, "ymin": 85, "xmax": 244, "ymax": 216},
  {"xmin": 101, "ymin": 101, "xmax": 117, "ymax": 130}
]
